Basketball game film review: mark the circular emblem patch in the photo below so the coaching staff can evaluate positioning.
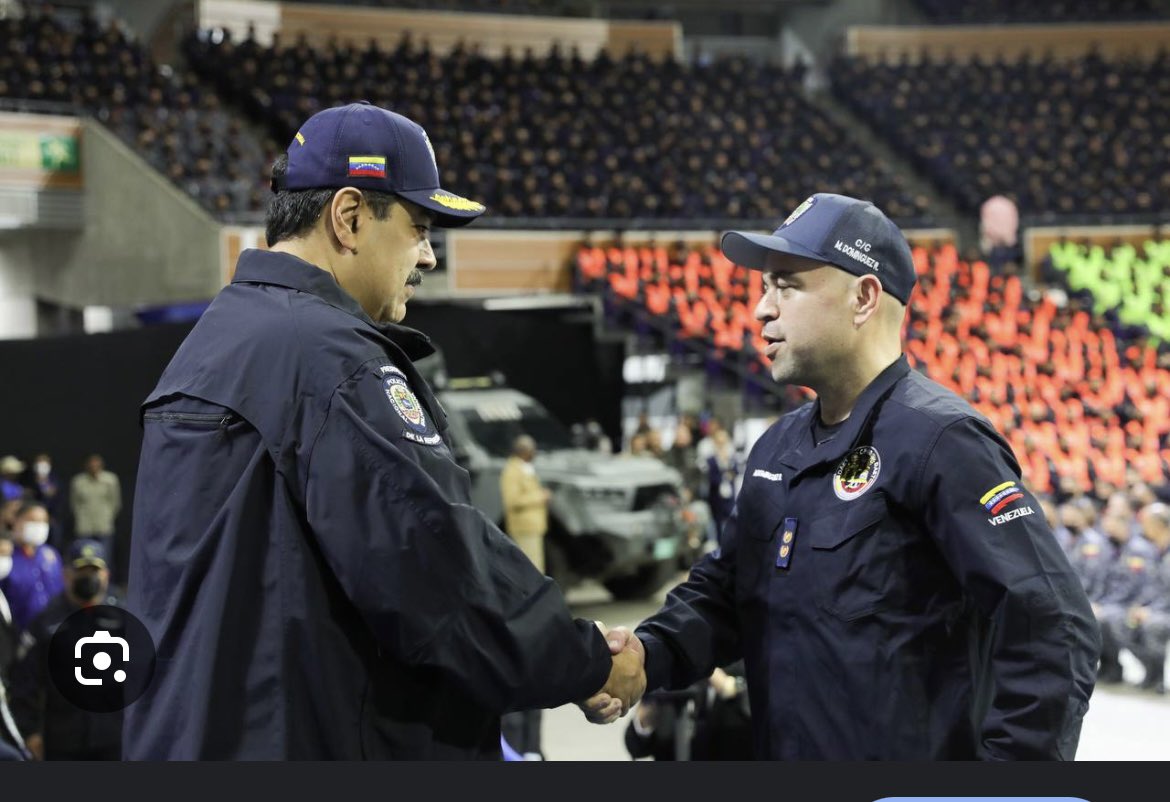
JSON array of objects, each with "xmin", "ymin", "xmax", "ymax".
[
  {"xmin": 832, "ymin": 446, "xmax": 881, "ymax": 501},
  {"xmin": 383, "ymin": 375, "xmax": 427, "ymax": 432}
]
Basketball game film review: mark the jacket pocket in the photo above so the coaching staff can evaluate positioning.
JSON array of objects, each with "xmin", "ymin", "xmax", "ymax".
[{"xmin": 808, "ymin": 493, "xmax": 892, "ymax": 620}]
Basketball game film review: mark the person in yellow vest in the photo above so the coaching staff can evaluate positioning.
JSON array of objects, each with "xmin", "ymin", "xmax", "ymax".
[
  {"xmin": 499, "ymin": 434, "xmax": 552, "ymax": 758},
  {"xmin": 500, "ymin": 435, "xmax": 550, "ymax": 574}
]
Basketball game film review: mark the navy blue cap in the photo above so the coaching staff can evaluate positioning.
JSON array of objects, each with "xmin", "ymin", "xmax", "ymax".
[
  {"xmin": 275, "ymin": 101, "xmax": 485, "ymax": 228},
  {"xmin": 67, "ymin": 538, "xmax": 108, "ymax": 569},
  {"xmin": 721, "ymin": 193, "xmax": 916, "ymax": 304}
]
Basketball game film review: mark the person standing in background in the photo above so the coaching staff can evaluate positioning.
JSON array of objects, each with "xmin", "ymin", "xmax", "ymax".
[
  {"xmin": 0, "ymin": 530, "xmax": 16, "ymax": 682},
  {"xmin": 70, "ymin": 455, "xmax": 121, "ymax": 570},
  {"xmin": 499, "ymin": 433, "xmax": 552, "ymax": 759},
  {"xmin": 10, "ymin": 539, "xmax": 121, "ymax": 761},
  {"xmin": 28, "ymin": 455, "xmax": 63, "ymax": 552},
  {"xmin": 703, "ymin": 429, "xmax": 740, "ymax": 538},
  {"xmin": 0, "ymin": 458, "xmax": 25, "ymax": 504},
  {"xmin": 0, "ymin": 503, "xmax": 63, "ymax": 633}
]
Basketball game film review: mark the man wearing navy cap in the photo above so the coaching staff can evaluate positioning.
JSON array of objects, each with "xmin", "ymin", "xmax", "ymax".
[
  {"xmin": 10, "ymin": 539, "xmax": 120, "ymax": 760},
  {"xmin": 126, "ymin": 102, "xmax": 642, "ymax": 760},
  {"xmin": 588, "ymin": 193, "xmax": 1100, "ymax": 759}
]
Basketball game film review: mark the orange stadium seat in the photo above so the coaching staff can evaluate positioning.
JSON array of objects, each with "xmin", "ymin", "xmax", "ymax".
[{"xmin": 576, "ymin": 239, "xmax": 1170, "ymax": 494}]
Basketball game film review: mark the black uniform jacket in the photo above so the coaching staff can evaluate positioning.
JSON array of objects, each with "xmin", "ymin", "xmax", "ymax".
[
  {"xmin": 636, "ymin": 357, "xmax": 1099, "ymax": 760},
  {"xmin": 124, "ymin": 250, "xmax": 611, "ymax": 760}
]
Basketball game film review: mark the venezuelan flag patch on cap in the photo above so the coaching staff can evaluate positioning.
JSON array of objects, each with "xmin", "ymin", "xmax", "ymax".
[{"xmin": 348, "ymin": 155, "xmax": 386, "ymax": 178}]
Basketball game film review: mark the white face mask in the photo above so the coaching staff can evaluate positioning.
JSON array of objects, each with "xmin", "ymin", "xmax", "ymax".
[
  {"xmin": 0, "ymin": 554, "xmax": 12, "ymax": 580},
  {"xmin": 35, "ymin": 461, "xmax": 51, "ymax": 477},
  {"xmin": 22, "ymin": 521, "xmax": 50, "ymax": 548}
]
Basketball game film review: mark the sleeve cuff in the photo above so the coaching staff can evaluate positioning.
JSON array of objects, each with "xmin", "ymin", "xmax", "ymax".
[{"xmin": 635, "ymin": 630, "xmax": 673, "ymax": 692}]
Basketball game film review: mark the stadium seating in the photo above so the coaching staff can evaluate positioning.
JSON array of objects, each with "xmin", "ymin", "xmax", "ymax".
[
  {"xmin": 279, "ymin": 0, "xmax": 607, "ymax": 16},
  {"xmin": 0, "ymin": 5, "xmax": 272, "ymax": 215},
  {"xmin": 185, "ymin": 30, "xmax": 931, "ymax": 222},
  {"xmin": 913, "ymin": 0, "xmax": 1167, "ymax": 24},
  {"xmin": 577, "ymin": 240, "xmax": 1170, "ymax": 494},
  {"xmin": 830, "ymin": 50, "xmax": 1170, "ymax": 219}
]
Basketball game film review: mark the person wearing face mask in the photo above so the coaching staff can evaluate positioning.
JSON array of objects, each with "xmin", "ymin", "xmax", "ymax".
[
  {"xmin": 0, "ymin": 503, "xmax": 63, "ymax": 633},
  {"xmin": 28, "ymin": 455, "xmax": 60, "ymax": 521},
  {"xmin": 0, "ymin": 530, "xmax": 26, "ymax": 761},
  {"xmin": 9, "ymin": 539, "xmax": 120, "ymax": 761},
  {"xmin": 0, "ymin": 530, "xmax": 16, "ymax": 684}
]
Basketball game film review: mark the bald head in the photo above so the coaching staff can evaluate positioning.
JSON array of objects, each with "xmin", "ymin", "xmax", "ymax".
[
  {"xmin": 1140, "ymin": 502, "xmax": 1170, "ymax": 548},
  {"xmin": 512, "ymin": 434, "xmax": 537, "ymax": 461}
]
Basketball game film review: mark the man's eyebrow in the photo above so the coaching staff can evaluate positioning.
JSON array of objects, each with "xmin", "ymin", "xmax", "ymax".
[{"xmin": 765, "ymin": 270, "xmax": 800, "ymax": 284}]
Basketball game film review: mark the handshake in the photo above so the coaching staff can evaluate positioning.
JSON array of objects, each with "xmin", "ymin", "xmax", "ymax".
[{"xmin": 576, "ymin": 623, "xmax": 647, "ymax": 725}]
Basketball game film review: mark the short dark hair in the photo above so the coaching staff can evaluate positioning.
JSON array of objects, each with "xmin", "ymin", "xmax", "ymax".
[
  {"xmin": 15, "ymin": 501, "xmax": 46, "ymax": 519},
  {"xmin": 265, "ymin": 153, "xmax": 398, "ymax": 247}
]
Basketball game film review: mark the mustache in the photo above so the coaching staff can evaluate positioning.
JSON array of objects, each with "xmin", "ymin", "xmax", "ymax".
[{"xmin": 406, "ymin": 270, "xmax": 424, "ymax": 286}]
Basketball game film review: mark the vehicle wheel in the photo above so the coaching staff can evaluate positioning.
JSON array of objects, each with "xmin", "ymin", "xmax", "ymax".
[
  {"xmin": 544, "ymin": 535, "xmax": 579, "ymax": 591},
  {"xmin": 602, "ymin": 561, "xmax": 675, "ymax": 601}
]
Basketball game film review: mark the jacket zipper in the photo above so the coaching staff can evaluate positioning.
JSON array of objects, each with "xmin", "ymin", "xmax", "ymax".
[{"xmin": 142, "ymin": 411, "xmax": 239, "ymax": 427}]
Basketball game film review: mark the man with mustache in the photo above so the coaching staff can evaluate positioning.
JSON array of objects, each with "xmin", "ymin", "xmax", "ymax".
[
  {"xmin": 126, "ymin": 102, "xmax": 643, "ymax": 760},
  {"xmin": 588, "ymin": 193, "xmax": 1099, "ymax": 759}
]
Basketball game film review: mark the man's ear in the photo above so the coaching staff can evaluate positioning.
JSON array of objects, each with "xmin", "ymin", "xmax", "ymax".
[
  {"xmin": 852, "ymin": 274, "xmax": 883, "ymax": 328},
  {"xmin": 328, "ymin": 188, "xmax": 364, "ymax": 253}
]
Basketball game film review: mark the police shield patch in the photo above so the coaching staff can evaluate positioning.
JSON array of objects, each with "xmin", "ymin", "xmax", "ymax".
[
  {"xmin": 832, "ymin": 446, "xmax": 881, "ymax": 501},
  {"xmin": 381, "ymin": 370, "xmax": 427, "ymax": 433}
]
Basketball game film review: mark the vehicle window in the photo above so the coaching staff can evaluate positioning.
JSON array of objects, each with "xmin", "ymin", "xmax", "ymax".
[{"xmin": 464, "ymin": 402, "xmax": 575, "ymax": 457}]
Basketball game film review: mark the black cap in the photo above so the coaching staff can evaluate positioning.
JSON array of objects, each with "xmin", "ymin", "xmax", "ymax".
[
  {"xmin": 721, "ymin": 193, "xmax": 917, "ymax": 304},
  {"xmin": 274, "ymin": 101, "xmax": 485, "ymax": 228},
  {"xmin": 67, "ymin": 539, "xmax": 108, "ymax": 569}
]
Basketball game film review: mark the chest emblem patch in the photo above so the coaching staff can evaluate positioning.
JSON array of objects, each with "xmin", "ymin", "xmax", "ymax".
[{"xmin": 832, "ymin": 446, "xmax": 881, "ymax": 501}]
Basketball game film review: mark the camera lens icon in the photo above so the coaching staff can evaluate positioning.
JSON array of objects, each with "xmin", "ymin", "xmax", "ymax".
[
  {"xmin": 49, "ymin": 605, "xmax": 156, "ymax": 712},
  {"xmin": 75, "ymin": 630, "xmax": 130, "ymax": 686}
]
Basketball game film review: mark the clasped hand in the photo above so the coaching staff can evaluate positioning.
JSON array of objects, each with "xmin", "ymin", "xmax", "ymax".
[{"xmin": 576, "ymin": 623, "xmax": 647, "ymax": 725}]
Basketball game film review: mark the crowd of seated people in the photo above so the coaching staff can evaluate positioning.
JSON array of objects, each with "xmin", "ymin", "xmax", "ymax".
[
  {"xmin": 185, "ymin": 29, "xmax": 931, "ymax": 222},
  {"xmin": 830, "ymin": 50, "xmax": 1170, "ymax": 220},
  {"xmin": 279, "ymin": 0, "xmax": 606, "ymax": 17},
  {"xmin": 576, "ymin": 238, "xmax": 1170, "ymax": 498},
  {"xmin": 1042, "ymin": 236, "xmax": 1170, "ymax": 342},
  {"xmin": 0, "ymin": 3, "xmax": 272, "ymax": 216},
  {"xmin": 913, "ymin": 0, "xmax": 1167, "ymax": 24}
]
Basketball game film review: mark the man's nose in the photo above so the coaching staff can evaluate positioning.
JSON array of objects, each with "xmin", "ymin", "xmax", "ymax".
[
  {"xmin": 754, "ymin": 291, "xmax": 777, "ymax": 322},
  {"xmin": 417, "ymin": 237, "xmax": 437, "ymax": 271}
]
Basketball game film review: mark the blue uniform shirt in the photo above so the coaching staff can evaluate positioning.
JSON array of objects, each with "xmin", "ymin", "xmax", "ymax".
[
  {"xmin": 125, "ymin": 249, "xmax": 612, "ymax": 760},
  {"xmin": 0, "ymin": 545, "xmax": 63, "ymax": 632},
  {"xmin": 636, "ymin": 356, "xmax": 1100, "ymax": 759}
]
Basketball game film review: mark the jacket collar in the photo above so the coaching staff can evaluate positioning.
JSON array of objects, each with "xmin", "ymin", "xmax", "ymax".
[
  {"xmin": 232, "ymin": 249, "xmax": 435, "ymax": 361},
  {"xmin": 777, "ymin": 355, "xmax": 911, "ymax": 476}
]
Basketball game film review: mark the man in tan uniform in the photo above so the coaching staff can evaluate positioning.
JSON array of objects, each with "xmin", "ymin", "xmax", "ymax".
[
  {"xmin": 499, "ymin": 434, "xmax": 552, "ymax": 758},
  {"xmin": 500, "ymin": 435, "xmax": 550, "ymax": 574}
]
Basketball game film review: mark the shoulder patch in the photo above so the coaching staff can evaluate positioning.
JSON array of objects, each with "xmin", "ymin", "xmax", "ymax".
[
  {"xmin": 980, "ymin": 479, "xmax": 1034, "ymax": 525},
  {"xmin": 376, "ymin": 364, "xmax": 442, "ymax": 447},
  {"xmin": 382, "ymin": 371, "xmax": 427, "ymax": 432}
]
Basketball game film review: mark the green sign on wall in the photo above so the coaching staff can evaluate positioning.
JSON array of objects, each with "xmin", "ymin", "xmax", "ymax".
[{"xmin": 0, "ymin": 131, "xmax": 81, "ymax": 173}]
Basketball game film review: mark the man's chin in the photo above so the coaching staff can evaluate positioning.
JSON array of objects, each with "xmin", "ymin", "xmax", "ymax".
[{"xmin": 380, "ymin": 302, "xmax": 408, "ymax": 325}]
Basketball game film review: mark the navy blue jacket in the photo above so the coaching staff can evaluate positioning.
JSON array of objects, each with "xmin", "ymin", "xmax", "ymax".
[
  {"xmin": 124, "ymin": 250, "xmax": 612, "ymax": 760},
  {"xmin": 636, "ymin": 357, "xmax": 1099, "ymax": 760}
]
